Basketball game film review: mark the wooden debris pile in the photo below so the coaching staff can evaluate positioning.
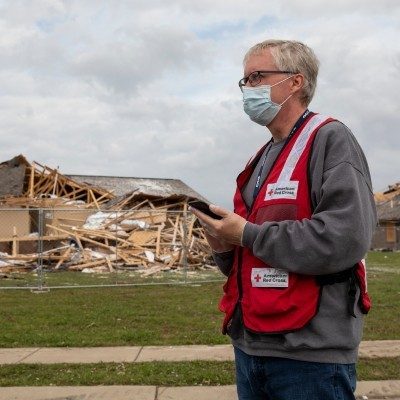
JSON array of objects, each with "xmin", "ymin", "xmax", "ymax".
[
  {"xmin": 50, "ymin": 201, "xmax": 212, "ymax": 274},
  {"xmin": 0, "ymin": 201, "xmax": 213, "ymax": 275},
  {"xmin": 0, "ymin": 156, "xmax": 215, "ymax": 275}
]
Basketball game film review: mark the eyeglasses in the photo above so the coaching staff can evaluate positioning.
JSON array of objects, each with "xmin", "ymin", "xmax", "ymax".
[{"xmin": 238, "ymin": 70, "xmax": 295, "ymax": 92}]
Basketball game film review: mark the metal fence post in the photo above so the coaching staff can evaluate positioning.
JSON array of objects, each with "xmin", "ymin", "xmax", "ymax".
[
  {"xmin": 37, "ymin": 208, "xmax": 44, "ymax": 290},
  {"xmin": 182, "ymin": 209, "xmax": 188, "ymax": 284},
  {"xmin": 114, "ymin": 212, "xmax": 118, "ymax": 285}
]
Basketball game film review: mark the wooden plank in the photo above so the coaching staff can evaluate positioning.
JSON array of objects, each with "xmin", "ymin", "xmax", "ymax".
[
  {"xmin": 52, "ymin": 171, "xmax": 59, "ymax": 196},
  {"xmin": 122, "ymin": 211, "xmax": 167, "ymax": 225},
  {"xmin": 110, "ymin": 190, "xmax": 139, "ymax": 211},
  {"xmin": 32, "ymin": 169, "xmax": 50, "ymax": 192},
  {"xmin": 56, "ymin": 217, "xmax": 87, "ymax": 223},
  {"xmin": 29, "ymin": 164, "xmax": 35, "ymax": 198},
  {"xmin": 105, "ymin": 257, "xmax": 115, "ymax": 272},
  {"xmin": 46, "ymin": 224, "xmax": 114, "ymax": 251},
  {"xmin": 63, "ymin": 186, "xmax": 88, "ymax": 198},
  {"xmin": 45, "ymin": 167, "xmax": 113, "ymax": 200},
  {"xmin": 187, "ymin": 215, "xmax": 196, "ymax": 241},
  {"xmin": 92, "ymin": 191, "xmax": 114, "ymax": 206},
  {"xmin": 2, "ymin": 254, "xmax": 38, "ymax": 262},
  {"xmin": 167, "ymin": 251, "xmax": 181, "ymax": 267},
  {"xmin": 57, "ymin": 175, "xmax": 68, "ymax": 197},
  {"xmin": 127, "ymin": 230, "xmax": 158, "ymax": 245},
  {"xmin": 156, "ymin": 226, "xmax": 162, "ymax": 257},
  {"xmin": 0, "ymin": 235, "xmax": 69, "ymax": 243},
  {"xmin": 118, "ymin": 249, "xmax": 151, "ymax": 263},
  {"xmin": 115, "ymin": 251, "xmax": 132, "ymax": 264},
  {"xmin": 68, "ymin": 259, "xmax": 106, "ymax": 271},
  {"xmin": 35, "ymin": 170, "xmax": 57, "ymax": 195},
  {"xmin": 71, "ymin": 227, "xmax": 122, "ymax": 243},
  {"xmin": 73, "ymin": 233, "xmax": 84, "ymax": 252},
  {"xmin": 89, "ymin": 189, "xmax": 100, "ymax": 210},
  {"xmin": 54, "ymin": 247, "xmax": 72, "ymax": 270},
  {"xmin": 102, "ymin": 209, "xmax": 155, "ymax": 229},
  {"xmin": 172, "ymin": 214, "xmax": 180, "ymax": 246},
  {"xmin": 12, "ymin": 227, "xmax": 19, "ymax": 257}
]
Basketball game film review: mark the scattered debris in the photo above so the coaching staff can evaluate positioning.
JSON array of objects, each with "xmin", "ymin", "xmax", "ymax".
[{"xmin": 0, "ymin": 155, "xmax": 214, "ymax": 275}]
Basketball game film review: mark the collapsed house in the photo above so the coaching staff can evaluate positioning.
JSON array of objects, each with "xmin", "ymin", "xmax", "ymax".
[{"xmin": 0, "ymin": 155, "xmax": 213, "ymax": 274}]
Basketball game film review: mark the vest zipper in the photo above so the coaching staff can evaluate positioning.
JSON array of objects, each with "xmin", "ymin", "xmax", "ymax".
[
  {"xmin": 237, "ymin": 247, "xmax": 244, "ymax": 302},
  {"xmin": 234, "ymin": 115, "xmax": 312, "ymax": 315},
  {"xmin": 237, "ymin": 183, "xmax": 250, "ymax": 304},
  {"xmin": 236, "ymin": 142, "xmax": 281, "ymax": 305}
]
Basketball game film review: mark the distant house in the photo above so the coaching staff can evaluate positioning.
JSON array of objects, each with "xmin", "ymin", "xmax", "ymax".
[
  {"xmin": 374, "ymin": 182, "xmax": 400, "ymax": 203},
  {"xmin": 372, "ymin": 184, "xmax": 400, "ymax": 250}
]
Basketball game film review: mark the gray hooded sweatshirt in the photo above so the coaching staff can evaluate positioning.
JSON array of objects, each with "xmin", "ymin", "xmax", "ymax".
[{"xmin": 213, "ymin": 120, "xmax": 377, "ymax": 364}]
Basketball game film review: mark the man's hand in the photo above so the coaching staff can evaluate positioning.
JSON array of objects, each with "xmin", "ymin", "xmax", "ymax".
[
  {"xmin": 189, "ymin": 204, "xmax": 247, "ymax": 247},
  {"xmin": 203, "ymin": 230, "xmax": 234, "ymax": 253}
]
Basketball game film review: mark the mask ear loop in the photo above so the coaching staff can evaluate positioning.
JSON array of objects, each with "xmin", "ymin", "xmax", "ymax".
[
  {"xmin": 270, "ymin": 74, "xmax": 294, "ymax": 87},
  {"xmin": 279, "ymin": 93, "xmax": 293, "ymax": 106},
  {"xmin": 271, "ymin": 74, "xmax": 295, "ymax": 106}
]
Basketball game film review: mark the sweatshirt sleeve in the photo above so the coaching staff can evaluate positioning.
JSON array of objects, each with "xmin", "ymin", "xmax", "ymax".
[
  {"xmin": 241, "ymin": 121, "xmax": 377, "ymax": 275},
  {"xmin": 212, "ymin": 250, "xmax": 234, "ymax": 277}
]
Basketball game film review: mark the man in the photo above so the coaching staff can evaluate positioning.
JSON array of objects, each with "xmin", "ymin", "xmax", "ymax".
[{"xmin": 190, "ymin": 40, "xmax": 377, "ymax": 400}]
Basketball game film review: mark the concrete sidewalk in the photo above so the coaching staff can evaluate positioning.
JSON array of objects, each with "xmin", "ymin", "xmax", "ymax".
[
  {"xmin": 1, "ymin": 340, "xmax": 399, "ymax": 365},
  {"xmin": 0, "ymin": 341, "xmax": 399, "ymax": 399},
  {"xmin": 0, "ymin": 381, "xmax": 399, "ymax": 400}
]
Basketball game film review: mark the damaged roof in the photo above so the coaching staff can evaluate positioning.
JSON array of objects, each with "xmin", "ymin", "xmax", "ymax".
[
  {"xmin": 67, "ymin": 175, "xmax": 208, "ymax": 202},
  {"xmin": 0, "ymin": 154, "xmax": 208, "ymax": 206},
  {"xmin": 375, "ymin": 182, "xmax": 400, "ymax": 203}
]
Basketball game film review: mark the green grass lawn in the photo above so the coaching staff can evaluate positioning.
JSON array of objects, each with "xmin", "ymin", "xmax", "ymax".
[
  {"xmin": 363, "ymin": 251, "xmax": 400, "ymax": 340},
  {"xmin": 0, "ymin": 282, "xmax": 229, "ymax": 347},
  {"xmin": 0, "ymin": 268, "xmax": 223, "ymax": 288},
  {"xmin": 0, "ymin": 251, "xmax": 399, "ymax": 385},
  {"xmin": 0, "ymin": 358, "xmax": 399, "ymax": 386},
  {"xmin": 0, "ymin": 251, "xmax": 399, "ymax": 347}
]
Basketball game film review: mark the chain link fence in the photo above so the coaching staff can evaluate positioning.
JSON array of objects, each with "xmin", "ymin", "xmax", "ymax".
[
  {"xmin": 0, "ymin": 208, "xmax": 222, "ymax": 290},
  {"xmin": 2, "ymin": 208, "xmax": 397, "ymax": 291},
  {"xmin": 371, "ymin": 224, "xmax": 400, "ymax": 252}
]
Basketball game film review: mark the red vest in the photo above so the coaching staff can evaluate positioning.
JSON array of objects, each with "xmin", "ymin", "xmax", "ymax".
[{"xmin": 219, "ymin": 113, "xmax": 371, "ymax": 334}]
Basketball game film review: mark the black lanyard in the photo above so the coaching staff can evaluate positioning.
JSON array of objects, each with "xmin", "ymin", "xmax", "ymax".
[{"xmin": 252, "ymin": 109, "xmax": 311, "ymax": 201}]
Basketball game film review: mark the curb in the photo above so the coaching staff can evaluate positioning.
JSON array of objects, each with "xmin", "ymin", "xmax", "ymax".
[
  {"xmin": 0, "ymin": 341, "xmax": 399, "ymax": 365},
  {"xmin": 0, "ymin": 381, "xmax": 399, "ymax": 400}
]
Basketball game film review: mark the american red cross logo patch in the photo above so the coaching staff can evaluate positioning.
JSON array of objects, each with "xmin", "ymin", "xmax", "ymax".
[
  {"xmin": 265, "ymin": 181, "xmax": 299, "ymax": 201},
  {"xmin": 251, "ymin": 268, "xmax": 289, "ymax": 288}
]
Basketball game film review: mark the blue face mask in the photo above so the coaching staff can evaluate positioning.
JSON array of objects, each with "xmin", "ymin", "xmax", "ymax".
[{"xmin": 242, "ymin": 75, "xmax": 293, "ymax": 126}]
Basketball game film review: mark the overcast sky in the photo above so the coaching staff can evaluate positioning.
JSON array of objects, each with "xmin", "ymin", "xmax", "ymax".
[{"xmin": 0, "ymin": 0, "xmax": 399, "ymax": 208}]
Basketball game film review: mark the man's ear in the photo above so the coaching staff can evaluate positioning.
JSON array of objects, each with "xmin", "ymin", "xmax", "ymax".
[{"xmin": 291, "ymin": 74, "xmax": 304, "ymax": 94}]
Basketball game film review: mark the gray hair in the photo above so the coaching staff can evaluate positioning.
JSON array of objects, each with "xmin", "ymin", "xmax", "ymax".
[{"xmin": 243, "ymin": 40, "xmax": 319, "ymax": 106}]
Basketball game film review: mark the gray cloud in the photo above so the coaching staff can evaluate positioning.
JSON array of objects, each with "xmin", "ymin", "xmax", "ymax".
[
  {"xmin": 0, "ymin": 0, "xmax": 398, "ymax": 208},
  {"xmin": 70, "ymin": 27, "xmax": 212, "ymax": 95}
]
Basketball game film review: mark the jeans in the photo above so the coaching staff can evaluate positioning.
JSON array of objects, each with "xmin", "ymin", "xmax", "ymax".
[{"xmin": 234, "ymin": 347, "xmax": 356, "ymax": 400}]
